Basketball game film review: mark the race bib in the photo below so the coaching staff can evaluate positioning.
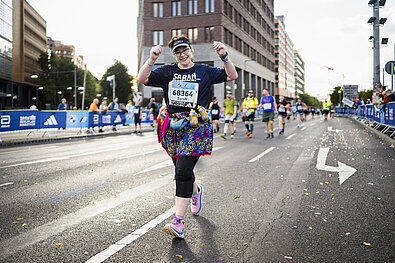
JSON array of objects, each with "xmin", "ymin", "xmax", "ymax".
[
  {"xmin": 297, "ymin": 106, "xmax": 303, "ymax": 111},
  {"xmin": 278, "ymin": 107, "xmax": 285, "ymax": 113},
  {"xmin": 168, "ymin": 81, "xmax": 199, "ymax": 108},
  {"xmin": 134, "ymin": 108, "xmax": 140, "ymax": 114},
  {"xmin": 263, "ymin": 103, "xmax": 272, "ymax": 110},
  {"xmin": 225, "ymin": 115, "xmax": 234, "ymax": 121},
  {"xmin": 211, "ymin": 109, "xmax": 219, "ymax": 115},
  {"xmin": 245, "ymin": 110, "xmax": 252, "ymax": 117}
]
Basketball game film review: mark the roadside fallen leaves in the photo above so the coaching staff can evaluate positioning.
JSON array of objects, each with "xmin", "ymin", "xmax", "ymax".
[
  {"xmin": 175, "ymin": 254, "xmax": 183, "ymax": 258},
  {"xmin": 362, "ymin": 242, "xmax": 371, "ymax": 246},
  {"xmin": 234, "ymin": 196, "xmax": 240, "ymax": 200},
  {"xmin": 284, "ymin": 256, "xmax": 293, "ymax": 259}
]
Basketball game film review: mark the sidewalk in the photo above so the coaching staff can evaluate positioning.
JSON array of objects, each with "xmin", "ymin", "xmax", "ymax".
[{"xmin": 0, "ymin": 124, "xmax": 155, "ymax": 146}]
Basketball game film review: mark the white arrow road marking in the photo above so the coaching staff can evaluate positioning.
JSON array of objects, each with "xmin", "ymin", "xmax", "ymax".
[
  {"xmin": 327, "ymin": 126, "xmax": 342, "ymax": 133},
  {"xmin": 249, "ymin": 147, "xmax": 275, "ymax": 162},
  {"xmin": 316, "ymin": 148, "xmax": 357, "ymax": 184},
  {"xmin": 286, "ymin": 133, "xmax": 296, "ymax": 140},
  {"xmin": 301, "ymin": 127, "xmax": 307, "ymax": 131},
  {"xmin": 135, "ymin": 147, "xmax": 224, "ymax": 175}
]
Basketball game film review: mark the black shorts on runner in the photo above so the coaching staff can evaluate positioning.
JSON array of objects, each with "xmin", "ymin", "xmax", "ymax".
[
  {"xmin": 134, "ymin": 115, "xmax": 141, "ymax": 125},
  {"xmin": 245, "ymin": 114, "xmax": 255, "ymax": 122},
  {"xmin": 212, "ymin": 115, "xmax": 220, "ymax": 120},
  {"xmin": 323, "ymin": 110, "xmax": 329, "ymax": 115}
]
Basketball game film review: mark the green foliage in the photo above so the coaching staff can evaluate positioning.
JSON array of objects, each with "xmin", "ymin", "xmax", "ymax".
[
  {"xmin": 298, "ymin": 93, "xmax": 321, "ymax": 106},
  {"xmin": 37, "ymin": 51, "xmax": 98, "ymax": 109},
  {"xmin": 359, "ymin": 90, "xmax": 373, "ymax": 103},
  {"xmin": 329, "ymin": 86, "xmax": 342, "ymax": 106},
  {"xmin": 100, "ymin": 61, "xmax": 132, "ymax": 104}
]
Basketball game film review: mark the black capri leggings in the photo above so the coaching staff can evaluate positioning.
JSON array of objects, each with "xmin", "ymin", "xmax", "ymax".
[{"xmin": 172, "ymin": 155, "xmax": 200, "ymax": 198}]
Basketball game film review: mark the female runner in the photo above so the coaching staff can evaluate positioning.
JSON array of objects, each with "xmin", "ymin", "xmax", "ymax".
[{"xmin": 137, "ymin": 35, "xmax": 237, "ymax": 238}]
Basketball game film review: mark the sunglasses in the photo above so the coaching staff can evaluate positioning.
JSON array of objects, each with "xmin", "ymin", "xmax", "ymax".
[{"xmin": 173, "ymin": 47, "xmax": 190, "ymax": 57}]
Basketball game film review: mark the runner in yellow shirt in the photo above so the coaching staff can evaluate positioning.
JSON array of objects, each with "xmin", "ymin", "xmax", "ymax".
[{"xmin": 242, "ymin": 90, "xmax": 259, "ymax": 138}]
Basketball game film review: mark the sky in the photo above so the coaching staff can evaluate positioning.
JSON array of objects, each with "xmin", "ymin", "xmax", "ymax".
[{"xmin": 28, "ymin": 0, "xmax": 394, "ymax": 99}]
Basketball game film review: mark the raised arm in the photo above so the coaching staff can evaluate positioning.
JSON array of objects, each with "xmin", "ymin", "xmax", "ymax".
[
  {"xmin": 137, "ymin": 45, "xmax": 162, "ymax": 85},
  {"xmin": 212, "ymin": 41, "xmax": 238, "ymax": 81}
]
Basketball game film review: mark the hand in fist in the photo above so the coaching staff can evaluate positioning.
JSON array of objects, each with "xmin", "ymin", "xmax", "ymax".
[
  {"xmin": 213, "ymin": 41, "xmax": 226, "ymax": 56},
  {"xmin": 150, "ymin": 45, "xmax": 162, "ymax": 61}
]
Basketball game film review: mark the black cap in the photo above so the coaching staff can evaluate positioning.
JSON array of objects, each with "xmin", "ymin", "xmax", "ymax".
[{"xmin": 171, "ymin": 38, "xmax": 190, "ymax": 52}]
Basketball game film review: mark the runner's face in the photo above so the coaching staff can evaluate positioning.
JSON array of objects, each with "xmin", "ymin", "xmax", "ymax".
[
  {"xmin": 248, "ymin": 93, "xmax": 253, "ymax": 97},
  {"xmin": 227, "ymin": 94, "xmax": 232, "ymax": 99},
  {"xmin": 174, "ymin": 47, "xmax": 193, "ymax": 67}
]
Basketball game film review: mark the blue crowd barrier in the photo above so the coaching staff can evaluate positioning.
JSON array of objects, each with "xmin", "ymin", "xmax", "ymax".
[
  {"xmin": 335, "ymin": 102, "xmax": 395, "ymax": 126},
  {"xmin": 0, "ymin": 110, "xmax": 158, "ymax": 133}
]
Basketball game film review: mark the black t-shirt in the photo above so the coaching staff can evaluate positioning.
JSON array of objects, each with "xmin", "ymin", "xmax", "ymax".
[
  {"xmin": 148, "ymin": 102, "xmax": 159, "ymax": 115},
  {"xmin": 211, "ymin": 102, "xmax": 220, "ymax": 116},
  {"xmin": 296, "ymin": 102, "xmax": 303, "ymax": 113},
  {"xmin": 147, "ymin": 64, "xmax": 227, "ymax": 112},
  {"xmin": 277, "ymin": 100, "xmax": 287, "ymax": 115}
]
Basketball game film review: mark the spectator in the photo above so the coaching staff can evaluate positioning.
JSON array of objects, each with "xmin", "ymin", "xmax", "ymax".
[
  {"xmin": 126, "ymin": 100, "xmax": 134, "ymax": 113},
  {"xmin": 58, "ymin": 98, "xmax": 68, "ymax": 110},
  {"xmin": 109, "ymin": 97, "xmax": 120, "ymax": 111},
  {"xmin": 133, "ymin": 100, "xmax": 142, "ymax": 134},
  {"xmin": 148, "ymin": 98, "xmax": 160, "ymax": 131},
  {"xmin": 89, "ymin": 98, "xmax": 100, "ymax": 112},
  {"xmin": 382, "ymin": 89, "xmax": 395, "ymax": 104},
  {"xmin": 98, "ymin": 99, "xmax": 108, "ymax": 132},
  {"xmin": 109, "ymin": 97, "xmax": 121, "ymax": 131}
]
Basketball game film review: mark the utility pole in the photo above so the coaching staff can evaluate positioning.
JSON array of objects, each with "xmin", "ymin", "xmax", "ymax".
[
  {"xmin": 74, "ymin": 68, "xmax": 77, "ymax": 109},
  {"xmin": 372, "ymin": 1, "xmax": 380, "ymax": 91}
]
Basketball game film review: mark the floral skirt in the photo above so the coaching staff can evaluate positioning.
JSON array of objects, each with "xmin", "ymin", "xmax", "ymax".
[{"xmin": 161, "ymin": 120, "xmax": 213, "ymax": 158}]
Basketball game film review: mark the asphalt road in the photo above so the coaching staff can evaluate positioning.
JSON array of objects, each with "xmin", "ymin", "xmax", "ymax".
[{"xmin": 0, "ymin": 115, "xmax": 394, "ymax": 263}]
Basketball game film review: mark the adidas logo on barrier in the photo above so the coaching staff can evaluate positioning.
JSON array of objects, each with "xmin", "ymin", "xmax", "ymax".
[
  {"xmin": 44, "ymin": 115, "xmax": 58, "ymax": 126},
  {"xmin": 114, "ymin": 115, "xmax": 122, "ymax": 123}
]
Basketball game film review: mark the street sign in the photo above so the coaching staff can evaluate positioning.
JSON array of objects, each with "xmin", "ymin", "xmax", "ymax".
[
  {"xmin": 342, "ymin": 97, "xmax": 354, "ymax": 107},
  {"xmin": 385, "ymin": 61, "xmax": 395, "ymax": 74}
]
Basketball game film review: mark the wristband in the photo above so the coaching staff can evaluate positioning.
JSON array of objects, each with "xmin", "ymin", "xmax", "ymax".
[
  {"xmin": 147, "ymin": 60, "xmax": 154, "ymax": 67},
  {"xmin": 219, "ymin": 51, "xmax": 228, "ymax": 60},
  {"xmin": 221, "ymin": 56, "xmax": 229, "ymax": 63}
]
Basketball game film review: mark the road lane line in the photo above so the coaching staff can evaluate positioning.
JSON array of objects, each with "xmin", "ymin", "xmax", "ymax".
[
  {"xmin": 0, "ymin": 146, "xmax": 131, "ymax": 169},
  {"xmin": 301, "ymin": 127, "xmax": 307, "ymax": 131},
  {"xmin": 86, "ymin": 207, "xmax": 176, "ymax": 263},
  {"xmin": 249, "ymin": 147, "xmax": 275, "ymax": 163},
  {"xmin": 0, "ymin": 146, "xmax": 59, "ymax": 155},
  {"xmin": 0, "ymin": 182, "xmax": 14, "ymax": 187},
  {"xmin": 118, "ymin": 148, "xmax": 163, "ymax": 160},
  {"xmin": 286, "ymin": 133, "xmax": 297, "ymax": 140},
  {"xmin": 0, "ymin": 176, "xmax": 172, "ymax": 259}
]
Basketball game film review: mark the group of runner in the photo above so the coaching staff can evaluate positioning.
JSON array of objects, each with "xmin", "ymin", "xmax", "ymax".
[{"xmin": 209, "ymin": 90, "xmax": 330, "ymax": 139}]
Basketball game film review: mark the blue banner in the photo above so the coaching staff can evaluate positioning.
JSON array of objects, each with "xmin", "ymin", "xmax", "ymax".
[
  {"xmin": 38, "ymin": 111, "xmax": 67, "ymax": 129},
  {"xmin": 0, "ymin": 110, "xmax": 39, "ymax": 132},
  {"xmin": 66, "ymin": 111, "xmax": 89, "ymax": 129}
]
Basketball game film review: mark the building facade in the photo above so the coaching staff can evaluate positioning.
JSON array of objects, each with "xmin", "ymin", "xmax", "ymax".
[
  {"xmin": 274, "ymin": 15, "xmax": 295, "ymax": 100},
  {"xmin": 0, "ymin": 0, "xmax": 46, "ymax": 110},
  {"xmin": 0, "ymin": 0, "xmax": 14, "ymax": 109},
  {"xmin": 294, "ymin": 50, "xmax": 305, "ymax": 97},
  {"xmin": 138, "ymin": 0, "xmax": 275, "ymax": 103},
  {"xmin": 47, "ymin": 37, "xmax": 85, "ymax": 69},
  {"xmin": 343, "ymin": 85, "xmax": 358, "ymax": 101}
]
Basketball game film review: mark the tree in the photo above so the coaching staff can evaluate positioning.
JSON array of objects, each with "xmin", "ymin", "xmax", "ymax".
[
  {"xmin": 329, "ymin": 86, "xmax": 342, "ymax": 106},
  {"xmin": 359, "ymin": 90, "xmax": 373, "ymax": 103},
  {"xmin": 299, "ymin": 93, "xmax": 321, "ymax": 106},
  {"xmin": 37, "ymin": 51, "xmax": 99, "ymax": 109},
  {"xmin": 100, "ymin": 61, "xmax": 132, "ymax": 104}
]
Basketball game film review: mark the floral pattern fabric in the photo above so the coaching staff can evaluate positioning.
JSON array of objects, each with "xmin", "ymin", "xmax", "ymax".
[{"xmin": 161, "ymin": 120, "xmax": 213, "ymax": 158}]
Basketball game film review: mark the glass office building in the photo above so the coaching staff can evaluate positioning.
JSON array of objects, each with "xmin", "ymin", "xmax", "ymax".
[{"xmin": 0, "ymin": 0, "xmax": 13, "ymax": 80}]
